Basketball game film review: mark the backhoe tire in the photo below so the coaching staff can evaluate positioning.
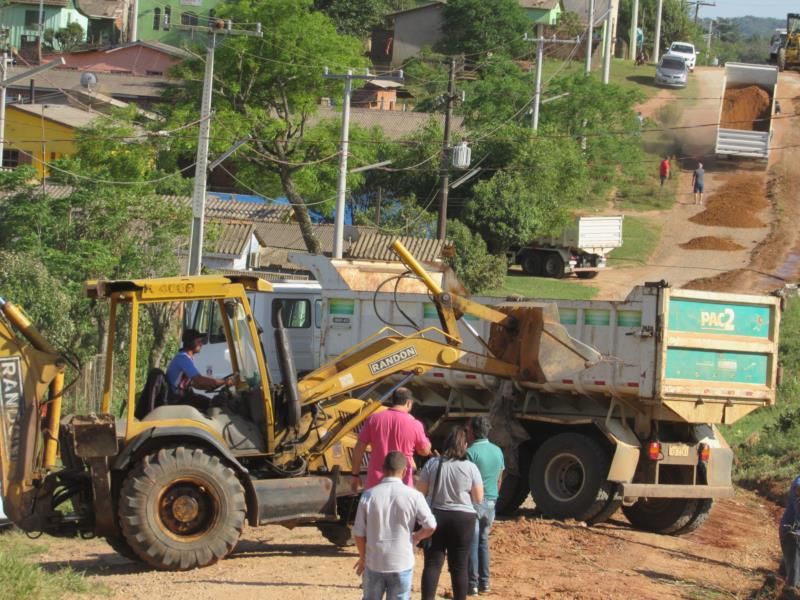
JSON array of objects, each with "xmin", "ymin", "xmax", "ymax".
[
  {"xmin": 118, "ymin": 446, "xmax": 246, "ymax": 571},
  {"xmin": 104, "ymin": 535, "xmax": 140, "ymax": 563},
  {"xmin": 317, "ymin": 523, "xmax": 354, "ymax": 547},
  {"xmin": 622, "ymin": 497, "xmax": 700, "ymax": 535},
  {"xmin": 495, "ymin": 445, "xmax": 533, "ymax": 516},
  {"xmin": 529, "ymin": 433, "xmax": 612, "ymax": 522},
  {"xmin": 673, "ymin": 499, "xmax": 713, "ymax": 535},
  {"xmin": 542, "ymin": 253, "xmax": 566, "ymax": 279}
]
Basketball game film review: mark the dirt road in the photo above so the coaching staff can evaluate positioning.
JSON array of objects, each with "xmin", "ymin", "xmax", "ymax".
[
  {"xmin": 588, "ymin": 67, "xmax": 799, "ymax": 300},
  {"xmin": 24, "ymin": 490, "xmax": 778, "ymax": 600}
]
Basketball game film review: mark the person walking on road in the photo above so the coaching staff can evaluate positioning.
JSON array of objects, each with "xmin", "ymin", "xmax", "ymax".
[
  {"xmin": 780, "ymin": 474, "xmax": 800, "ymax": 590},
  {"xmin": 418, "ymin": 427, "xmax": 484, "ymax": 600},
  {"xmin": 692, "ymin": 162, "xmax": 705, "ymax": 205},
  {"xmin": 353, "ymin": 451, "xmax": 437, "ymax": 600},
  {"xmin": 466, "ymin": 417, "xmax": 505, "ymax": 596},
  {"xmin": 659, "ymin": 156, "xmax": 671, "ymax": 188},
  {"xmin": 351, "ymin": 387, "xmax": 432, "ymax": 492}
]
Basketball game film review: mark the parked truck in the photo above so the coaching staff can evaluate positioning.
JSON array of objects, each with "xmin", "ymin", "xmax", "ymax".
[
  {"xmin": 507, "ymin": 215, "xmax": 624, "ymax": 279},
  {"xmin": 199, "ymin": 252, "xmax": 783, "ymax": 534},
  {"xmin": 715, "ymin": 62, "xmax": 779, "ymax": 160}
]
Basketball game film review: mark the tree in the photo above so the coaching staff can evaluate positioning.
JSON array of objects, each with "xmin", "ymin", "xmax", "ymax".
[
  {"xmin": 444, "ymin": 220, "xmax": 506, "ymax": 294},
  {"xmin": 314, "ymin": 0, "xmax": 412, "ymax": 38},
  {"xmin": 55, "ymin": 22, "xmax": 85, "ymax": 53},
  {"xmin": 164, "ymin": 0, "xmax": 373, "ymax": 254},
  {"xmin": 436, "ymin": 0, "xmax": 529, "ymax": 56},
  {"xmin": 617, "ymin": 0, "xmax": 700, "ymax": 54}
]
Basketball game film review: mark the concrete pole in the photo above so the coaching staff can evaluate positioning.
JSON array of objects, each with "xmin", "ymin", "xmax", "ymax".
[
  {"xmin": 0, "ymin": 53, "xmax": 6, "ymax": 165},
  {"xmin": 37, "ymin": 0, "xmax": 44, "ymax": 63},
  {"xmin": 585, "ymin": 0, "xmax": 595, "ymax": 74},
  {"xmin": 532, "ymin": 25, "xmax": 544, "ymax": 130},
  {"xmin": 706, "ymin": 18, "xmax": 713, "ymax": 63},
  {"xmin": 629, "ymin": 0, "xmax": 639, "ymax": 60},
  {"xmin": 187, "ymin": 32, "xmax": 216, "ymax": 276},
  {"xmin": 602, "ymin": 15, "xmax": 613, "ymax": 83},
  {"xmin": 130, "ymin": 0, "xmax": 139, "ymax": 42},
  {"xmin": 653, "ymin": 0, "xmax": 663, "ymax": 62},
  {"xmin": 437, "ymin": 57, "xmax": 456, "ymax": 240},
  {"xmin": 332, "ymin": 69, "xmax": 352, "ymax": 259}
]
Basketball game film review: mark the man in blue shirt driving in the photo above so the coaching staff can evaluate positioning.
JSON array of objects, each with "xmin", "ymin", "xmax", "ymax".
[{"xmin": 165, "ymin": 329, "xmax": 235, "ymax": 411}]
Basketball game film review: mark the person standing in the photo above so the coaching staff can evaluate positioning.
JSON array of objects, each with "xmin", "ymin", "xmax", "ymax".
[
  {"xmin": 418, "ymin": 427, "xmax": 484, "ymax": 600},
  {"xmin": 351, "ymin": 387, "xmax": 432, "ymax": 492},
  {"xmin": 780, "ymin": 475, "xmax": 800, "ymax": 590},
  {"xmin": 466, "ymin": 417, "xmax": 505, "ymax": 596},
  {"xmin": 353, "ymin": 452, "xmax": 437, "ymax": 600},
  {"xmin": 659, "ymin": 156, "xmax": 671, "ymax": 188},
  {"xmin": 692, "ymin": 162, "xmax": 705, "ymax": 205}
]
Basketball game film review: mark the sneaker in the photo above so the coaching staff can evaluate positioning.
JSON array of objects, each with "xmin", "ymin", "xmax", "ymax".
[
  {"xmin": 468, "ymin": 587, "xmax": 479, "ymax": 596},
  {"xmin": 479, "ymin": 587, "xmax": 491, "ymax": 595}
]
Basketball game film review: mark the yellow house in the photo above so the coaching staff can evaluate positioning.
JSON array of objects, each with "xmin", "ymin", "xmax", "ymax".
[{"xmin": 3, "ymin": 104, "xmax": 101, "ymax": 178}]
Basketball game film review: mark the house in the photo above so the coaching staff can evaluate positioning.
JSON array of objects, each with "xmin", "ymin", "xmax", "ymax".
[
  {"xmin": 46, "ymin": 40, "xmax": 189, "ymax": 76},
  {"xmin": 310, "ymin": 105, "xmax": 464, "ymax": 140},
  {"xmin": 1, "ymin": 103, "xmax": 101, "ymax": 177},
  {"xmin": 520, "ymin": 0, "xmax": 564, "ymax": 25},
  {"xmin": 351, "ymin": 79, "xmax": 407, "ymax": 111},
  {"xmin": 385, "ymin": 2, "xmax": 445, "ymax": 68},
  {"xmin": 201, "ymin": 221, "xmax": 267, "ymax": 271},
  {"xmin": 136, "ymin": 0, "xmax": 221, "ymax": 46},
  {"xmin": 0, "ymin": 0, "xmax": 88, "ymax": 53}
]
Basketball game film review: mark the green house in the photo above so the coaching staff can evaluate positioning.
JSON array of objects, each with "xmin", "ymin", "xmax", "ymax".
[
  {"xmin": 520, "ymin": 0, "xmax": 564, "ymax": 26},
  {"xmin": 136, "ymin": 0, "xmax": 222, "ymax": 45},
  {"xmin": 0, "ymin": 0, "xmax": 88, "ymax": 51}
]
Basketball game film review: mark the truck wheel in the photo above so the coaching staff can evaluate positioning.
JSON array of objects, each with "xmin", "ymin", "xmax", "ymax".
[
  {"xmin": 673, "ymin": 499, "xmax": 713, "ymax": 535},
  {"xmin": 118, "ymin": 446, "xmax": 246, "ymax": 570},
  {"xmin": 778, "ymin": 48, "xmax": 786, "ymax": 72},
  {"xmin": 621, "ymin": 497, "xmax": 700, "ymax": 535},
  {"xmin": 576, "ymin": 271, "xmax": 599, "ymax": 280},
  {"xmin": 529, "ymin": 433, "xmax": 612, "ymax": 521},
  {"xmin": 542, "ymin": 253, "xmax": 565, "ymax": 279},
  {"xmin": 104, "ymin": 535, "xmax": 141, "ymax": 563},
  {"xmin": 587, "ymin": 483, "xmax": 623, "ymax": 525},
  {"xmin": 495, "ymin": 445, "xmax": 533, "ymax": 516},
  {"xmin": 317, "ymin": 523, "xmax": 354, "ymax": 547},
  {"xmin": 521, "ymin": 253, "xmax": 541, "ymax": 276}
]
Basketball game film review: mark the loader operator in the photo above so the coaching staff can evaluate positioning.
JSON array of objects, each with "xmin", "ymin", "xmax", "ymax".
[{"xmin": 165, "ymin": 329, "xmax": 236, "ymax": 411}]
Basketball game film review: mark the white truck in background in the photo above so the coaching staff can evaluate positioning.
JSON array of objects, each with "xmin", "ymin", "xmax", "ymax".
[
  {"xmin": 715, "ymin": 62, "xmax": 779, "ymax": 160},
  {"xmin": 507, "ymin": 215, "xmax": 624, "ymax": 279}
]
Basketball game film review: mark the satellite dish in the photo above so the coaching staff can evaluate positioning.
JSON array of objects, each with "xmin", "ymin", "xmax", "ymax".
[{"xmin": 80, "ymin": 72, "xmax": 98, "ymax": 90}]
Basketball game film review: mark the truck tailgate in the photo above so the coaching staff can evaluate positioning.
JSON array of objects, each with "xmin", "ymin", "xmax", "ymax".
[{"xmin": 715, "ymin": 129, "xmax": 770, "ymax": 158}]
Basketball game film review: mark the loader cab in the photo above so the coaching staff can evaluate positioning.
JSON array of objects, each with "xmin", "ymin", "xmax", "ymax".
[{"xmin": 88, "ymin": 275, "xmax": 279, "ymax": 455}]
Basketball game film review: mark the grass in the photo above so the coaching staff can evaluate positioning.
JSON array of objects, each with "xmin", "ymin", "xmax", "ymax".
[
  {"xmin": 719, "ymin": 296, "xmax": 800, "ymax": 500},
  {"xmin": 0, "ymin": 532, "xmax": 102, "ymax": 600},
  {"xmin": 488, "ymin": 272, "xmax": 599, "ymax": 300},
  {"xmin": 607, "ymin": 216, "xmax": 661, "ymax": 268}
]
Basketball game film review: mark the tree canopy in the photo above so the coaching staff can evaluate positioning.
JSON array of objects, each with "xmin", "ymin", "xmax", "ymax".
[{"xmin": 436, "ymin": 0, "xmax": 530, "ymax": 56}]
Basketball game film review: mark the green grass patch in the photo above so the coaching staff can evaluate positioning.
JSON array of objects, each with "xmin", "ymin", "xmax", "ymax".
[
  {"xmin": 0, "ymin": 532, "xmax": 101, "ymax": 600},
  {"xmin": 608, "ymin": 216, "xmax": 660, "ymax": 267},
  {"xmin": 488, "ymin": 272, "xmax": 599, "ymax": 300}
]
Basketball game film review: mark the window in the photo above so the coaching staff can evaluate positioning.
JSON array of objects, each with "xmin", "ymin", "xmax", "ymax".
[
  {"xmin": 272, "ymin": 299, "xmax": 311, "ymax": 329},
  {"xmin": 181, "ymin": 11, "xmax": 198, "ymax": 25},
  {"xmin": 314, "ymin": 299, "xmax": 322, "ymax": 329},
  {"xmin": 153, "ymin": 7, "xmax": 161, "ymax": 30},
  {"xmin": 163, "ymin": 6, "xmax": 171, "ymax": 30},
  {"xmin": 2, "ymin": 149, "xmax": 19, "ymax": 168},
  {"xmin": 24, "ymin": 10, "xmax": 38, "ymax": 27}
]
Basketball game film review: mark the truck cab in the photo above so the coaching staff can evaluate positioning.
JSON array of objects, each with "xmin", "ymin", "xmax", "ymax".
[{"xmin": 668, "ymin": 41, "xmax": 697, "ymax": 71}]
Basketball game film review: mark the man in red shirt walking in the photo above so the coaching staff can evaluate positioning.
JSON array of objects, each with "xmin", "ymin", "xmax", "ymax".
[
  {"xmin": 659, "ymin": 156, "xmax": 671, "ymax": 188},
  {"xmin": 351, "ymin": 387, "xmax": 432, "ymax": 491}
]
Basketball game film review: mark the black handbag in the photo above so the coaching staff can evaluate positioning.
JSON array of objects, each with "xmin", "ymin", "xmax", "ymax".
[{"xmin": 419, "ymin": 458, "xmax": 444, "ymax": 551}]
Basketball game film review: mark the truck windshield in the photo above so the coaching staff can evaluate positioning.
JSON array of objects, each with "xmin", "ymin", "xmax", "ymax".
[
  {"xmin": 672, "ymin": 44, "xmax": 693, "ymax": 54},
  {"xmin": 224, "ymin": 299, "xmax": 262, "ymax": 388},
  {"xmin": 661, "ymin": 58, "xmax": 686, "ymax": 71}
]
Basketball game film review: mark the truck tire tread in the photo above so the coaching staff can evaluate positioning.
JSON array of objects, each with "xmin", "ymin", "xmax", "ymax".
[{"xmin": 622, "ymin": 497, "xmax": 699, "ymax": 535}]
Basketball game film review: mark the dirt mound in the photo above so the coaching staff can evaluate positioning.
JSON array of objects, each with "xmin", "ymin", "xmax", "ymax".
[
  {"xmin": 721, "ymin": 85, "xmax": 772, "ymax": 132},
  {"xmin": 680, "ymin": 236, "xmax": 745, "ymax": 251},
  {"xmin": 690, "ymin": 173, "xmax": 769, "ymax": 228}
]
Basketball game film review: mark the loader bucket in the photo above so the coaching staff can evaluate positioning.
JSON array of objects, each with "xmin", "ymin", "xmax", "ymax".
[{"xmin": 489, "ymin": 302, "xmax": 601, "ymax": 384}]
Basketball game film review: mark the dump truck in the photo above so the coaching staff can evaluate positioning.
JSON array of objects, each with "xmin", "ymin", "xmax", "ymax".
[
  {"xmin": 507, "ymin": 216, "xmax": 624, "ymax": 279},
  {"xmin": 0, "ymin": 243, "xmax": 609, "ymax": 569},
  {"xmin": 715, "ymin": 62, "xmax": 779, "ymax": 160}
]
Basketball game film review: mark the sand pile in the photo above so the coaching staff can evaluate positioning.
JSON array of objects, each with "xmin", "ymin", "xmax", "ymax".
[
  {"xmin": 720, "ymin": 85, "xmax": 772, "ymax": 132},
  {"xmin": 689, "ymin": 173, "xmax": 769, "ymax": 228},
  {"xmin": 680, "ymin": 236, "xmax": 745, "ymax": 251}
]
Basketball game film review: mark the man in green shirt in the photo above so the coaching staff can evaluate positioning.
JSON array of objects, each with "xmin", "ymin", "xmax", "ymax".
[{"xmin": 466, "ymin": 416, "xmax": 505, "ymax": 595}]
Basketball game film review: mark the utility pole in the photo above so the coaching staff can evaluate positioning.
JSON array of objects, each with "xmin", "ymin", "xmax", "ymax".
[
  {"xmin": 585, "ymin": 0, "xmax": 595, "ymax": 74},
  {"xmin": 653, "ymin": 0, "xmax": 664, "ymax": 62},
  {"xmin": 437, "ymin": 56, "xmax": 457, "ymax": 241},
  {"xmin": 184, "ymin": 19, "xmax": 262, "ymax": 276},
  {"xmin": 37, "ymin": 0, "xmax": 44, "ymax": 63},
  {"xmin": 688, "ymin": 1, "xmax": 715, "ymax": 25},
  {"xmin": 525, "ymin": 28, "xmax": 578, "ymax": 130},
  {"xmin": 602, "ymin": 13, "xmax": 614, "ymax": 83},
  {"xmin": 706, "ymin": 18, "xmax": 714, "ymax": 62},
  {"xmin": 324, "ymin": 68, "xmax": 403, "ymax": 258},
  {"xmin": 629, "ymin": 0, "xmax": 639, "ymax": 60}
]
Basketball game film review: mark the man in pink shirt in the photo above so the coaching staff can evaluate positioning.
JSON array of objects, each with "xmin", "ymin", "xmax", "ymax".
[{"xmin": 350, "ymin": 387, "xmax": 432, "ymax": 491}]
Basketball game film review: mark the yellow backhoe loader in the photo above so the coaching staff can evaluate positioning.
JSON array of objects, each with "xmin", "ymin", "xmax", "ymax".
[
  {"xmin": 0, "ymin": 241, "xmax": 596, "ymax": 570},
  {"xmin": 778, "ymin": 13, "xmax": 800, "ymax": 71}
]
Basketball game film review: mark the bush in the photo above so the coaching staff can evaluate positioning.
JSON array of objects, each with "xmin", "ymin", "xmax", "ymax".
[{"xmin": 445, "ymin": 220, "xmax": 506, "ymax": 294}]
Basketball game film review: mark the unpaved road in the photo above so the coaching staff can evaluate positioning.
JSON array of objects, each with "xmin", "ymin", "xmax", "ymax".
[
  {"xmin": 23, "ymin": 490, "xmax": 780, "ymax": 600},
  {"xmin": 587, "ymin": 67, "xmax": 800, "ymax": 300}
]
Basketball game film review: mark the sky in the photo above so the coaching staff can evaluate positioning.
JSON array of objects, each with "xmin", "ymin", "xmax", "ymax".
[{"xmin": 705, "ymin": 0, "xmax": 788, "ymax": 20}]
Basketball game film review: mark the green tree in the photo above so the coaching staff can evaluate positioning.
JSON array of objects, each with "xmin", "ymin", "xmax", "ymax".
[
  {"xmin": 55, "ymin": 22, "xmax": 85, "ymax": 53},
  {"xmin": 617, "ymin": 0, "xmax": 700, "ymax": 55},
  {"xmin": 164, "ymin": 0, "xmax": 373, "ymax": 254},
  {"xmin": 444, "ymin": 220, "xmax": 506, "ymax": 294},
  {"xmin": 314, "ymin": 0, "xmax": 412, "ymax": 38},
  {"xmin": 436, "ymin": 0, "xmax": 529, "ymax": 56}
]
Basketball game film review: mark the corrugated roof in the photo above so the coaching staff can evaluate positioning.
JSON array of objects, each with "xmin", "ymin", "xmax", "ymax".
[
  {"xmin": 310, "ymin": 107, "xmax": 464, "ymax": 140},
  {"xmin": 105, "ymin": 41, "xmax": 192, "ymax": 60},
  {"xmin": 217, "ymin": 268, "xmax": 310, "ymax": 282},
  {"xmin": 4, "ymin": 66, "xmax": 174, "ymax": 99},
  {"xmin": 209, "ymin": 222, "xmax": 256, "ymax": 256},
  {"xmin": 348, "ymin": 233, "xmax": 444, "ymax": 263},
  {"xmin": 253, "ymin": 223, "xmax": 366, "ymax": 253},
  {"xmin": 0, "ymin": 183, "xmax": 74, "ymax": 199},
  {"xmin": 8, "ymin": 103, "xmax": 102, "ymax": 129},
  {"xmin": 166, "ymin": 195, "xmax": 294, "ymax": 223}
]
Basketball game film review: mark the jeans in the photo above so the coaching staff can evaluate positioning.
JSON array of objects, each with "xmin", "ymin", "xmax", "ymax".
[
  {"xmin": 468, "ymin": 500, "xmax": 496, "ymax": 591},
  {"xmin": 362, "ymin": 567, "xmax": 413, "ymax": 600},
  {"xmin": 421, "ymin": 509, "xmax": 476, "ymax": 600},
  {"xmin": 781, "ymin": 528, "xmax": 800, "ymax": 589}
]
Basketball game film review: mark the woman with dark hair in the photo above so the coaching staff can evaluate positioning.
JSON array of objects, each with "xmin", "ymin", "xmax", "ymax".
[{"xmin": 418, "ymin": 427, "xmax": 484, "ymax": 600}]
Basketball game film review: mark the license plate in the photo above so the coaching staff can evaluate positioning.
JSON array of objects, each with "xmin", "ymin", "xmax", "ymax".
[{"xmin": 668, "ymin": 445, "xmax": 690, "ymax": 457}]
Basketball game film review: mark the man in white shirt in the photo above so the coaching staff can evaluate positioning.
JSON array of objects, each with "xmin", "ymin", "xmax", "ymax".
[{"xmin": 353, "ymin": 451, "xmax": 437, "ymax": 600}]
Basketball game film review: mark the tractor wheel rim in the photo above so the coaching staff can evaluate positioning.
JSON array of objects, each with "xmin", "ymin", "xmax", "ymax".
[
  {"xmin": 157, "ymin": 477, "xmax": 220, "ymax": 540},
  {"xmin": 544, "ymin": 453, "xmax": 585, "ymax": 502}
]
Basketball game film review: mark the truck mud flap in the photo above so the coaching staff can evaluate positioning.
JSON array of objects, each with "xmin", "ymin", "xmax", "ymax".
[{"xmin": 253, "ymin": 476, "xmax": 338, "ymax": 525}]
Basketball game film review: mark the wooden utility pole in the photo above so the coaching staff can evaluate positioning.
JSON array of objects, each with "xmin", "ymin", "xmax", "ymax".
[
  {"xmin": 688, "ymin": 0, "xmax": 716, "ymax": 25},
  {"xmin": 437, "ymin": 57, "xmax": 457, "ymax": 241}
]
